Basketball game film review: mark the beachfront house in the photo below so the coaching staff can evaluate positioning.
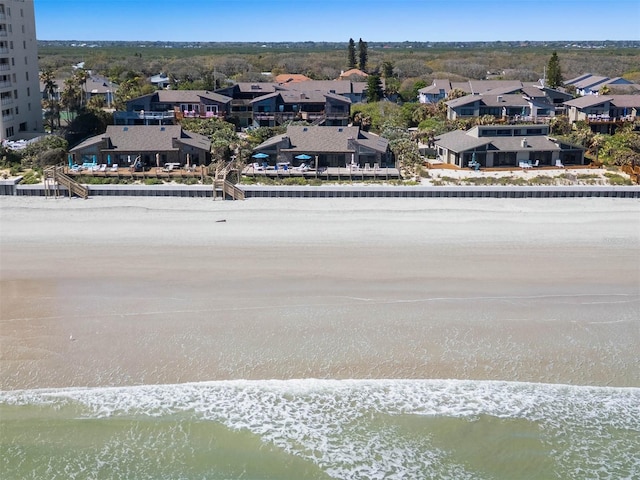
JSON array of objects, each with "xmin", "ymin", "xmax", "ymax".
[
  {"xmin": 252, "ymin": 125, "xmax": 394, "ymax": 170},
  {"xmin": 69, "ymin": 125, "xmax": 211, "ymax": 168},
  {"xmin": 215, "ymin": 80, "xmax": 369, "ymax": 129},
  {"xmin": 434, "ymin": 124, "xmax": 585, "ymax": 169},
  {"xmin": 563, "ymin": 95, "xmax": 640, "ymax": 134},
  {"xmin": 445, "ymin": 93, "xmax": 556, "ymax": 122},
  {"xmin": 251, "ymin": 90, "xmax": 351, "ymax": 128},
  {"xmin": 564, "ymin": 73, "xmax": 640, "ymax": 96},
  {"xmin": 114, "ymin": 90, "xmax": 232, "ymax": 126}
]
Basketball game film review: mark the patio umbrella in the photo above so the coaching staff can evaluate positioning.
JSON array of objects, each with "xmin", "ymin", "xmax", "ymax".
[
  {"xmin": 252, "ymin": 152, "xmax": 269, "ymax": 159},
  {"xmin": 156, "ymin": 153, "xmax": 160, "ymax": 168},
  {"xmin": 68, "ymin": 154, "xmax": 73, "ymax": 168},
  {"xmin": 107, "ymin": 154, "xmax": 111, "ymax": 166},
  {"xmin": 295, "ymin": 154, "xmax": 312, "ymax": 160}
]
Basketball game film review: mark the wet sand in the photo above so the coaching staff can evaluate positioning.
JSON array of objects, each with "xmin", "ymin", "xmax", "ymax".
[{"xmin": 1, "ymin": 196, "xmax": 639, "ymax": 390}]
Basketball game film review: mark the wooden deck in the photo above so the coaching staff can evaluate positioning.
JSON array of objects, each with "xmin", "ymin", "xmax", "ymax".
[
  {"xmin": 64, "ymin": 166, "xmax": 208, "ymax": 181},
  {"xmin": 242, "ymin": 165, "xmax": 401, "ymax": 181}
]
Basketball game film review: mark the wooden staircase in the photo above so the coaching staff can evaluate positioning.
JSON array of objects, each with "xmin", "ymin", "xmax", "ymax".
[
  {"xmin": 310, "ymin": 115, "xmax": 326, "ymax": 126},
  {"xmin": 212, "ymin": 164, "xmax": 245, "ymax": 200},
  {"xmin": 44, "ymin": 166, "xmax": 89, "ymax": 199}
]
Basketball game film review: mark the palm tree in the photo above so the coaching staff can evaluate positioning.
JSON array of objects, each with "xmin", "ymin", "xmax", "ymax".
[
  {"xmin": 40, "ymin": 69, "xmax": 60, "ymax": 130},
  {"xmin": 73, "ymin": 69, "xmax": 90, "ymax": 109}
]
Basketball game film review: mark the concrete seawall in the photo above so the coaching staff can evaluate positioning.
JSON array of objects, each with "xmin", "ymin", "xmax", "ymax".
[{"xmin": 1, "ymin": 180, "xmax": 639, "ymax": 199}]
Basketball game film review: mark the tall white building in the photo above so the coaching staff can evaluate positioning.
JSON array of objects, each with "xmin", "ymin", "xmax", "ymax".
[{"xmin": 0, "ymin": 0, "xmax": 42, "ymax": 140}]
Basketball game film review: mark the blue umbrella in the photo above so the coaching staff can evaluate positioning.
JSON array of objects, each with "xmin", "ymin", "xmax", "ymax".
[
  {"xmin": 68, "ymin": 154, "xmax": 73, "ymax": 168},
  {"xmin": 107, "ymin": 154, "xmax": 111, "ymax": 166},
  {"xmin": 252, "ymin": 152, "xmax": 269, "ymax": 159},
  {"xmin": 295, "ymin": 154, "xmax": 312, "ymax": 160}
]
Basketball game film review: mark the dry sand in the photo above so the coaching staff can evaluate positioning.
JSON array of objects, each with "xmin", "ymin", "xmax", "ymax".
[{"xmin": 1, "ymin": 196, "xmax": 639, "ymax": 391}]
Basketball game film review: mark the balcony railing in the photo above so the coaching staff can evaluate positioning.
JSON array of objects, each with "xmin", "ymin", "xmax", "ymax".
[
  {"xmin": 587, "ymin": 114, "xmax": 637, "ymax": 123},
  {"xmin": 176, "ymin": 110, "xmax": 224, "ymax": 119},
  {"xmin": 114, "ymin": 110, "xmax": 175, "ymax": 122},
  {"xmin": 1, "ymin": 97, "xmax": 12, "ymax": 105},
  {"xmin": 0, "ymin": 64, "xmax": 10, "ymax": 71}
]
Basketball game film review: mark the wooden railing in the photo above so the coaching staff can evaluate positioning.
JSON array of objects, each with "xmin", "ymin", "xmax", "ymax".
[
  {"xmin": 212, "ymin": 164, "xmax": 244, "ymax": 200},
  {"xmin": 44, "ymin": 165, "xmax": 89, "ymax": 199}
]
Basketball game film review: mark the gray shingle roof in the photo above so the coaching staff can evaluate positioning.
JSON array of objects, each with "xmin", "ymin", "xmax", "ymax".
[
  {"xmin": 435, "ymin": 130, "xmax": 491, "ymax": 152},
  {"xmin": 435, "ymin": 129, "xmax": 566, "ymax": 154},
  {"xmin": 490, "ymin": 136, "xmax": 561, "ymax": 152},
  {"xmin": 155, "ymin": 90, "xmax": 231, "ymax": 104},
  {"xmin": 254, "ymin": 126, "xmax": 388, "ymax": 154},
  {"xmin": 70, "ymin": 125, "xmax": 210, "ymax": 153},
  {"xmin": 564, "ymin": 96, "xmax": 613, "ymax": 108},
  {"xmin": 610, "ymin": 95, "xmax": 640, "ymax": 108},
  {"xmin": 447, "ymin": 93, "xmax": 530, "ymax": 108}
]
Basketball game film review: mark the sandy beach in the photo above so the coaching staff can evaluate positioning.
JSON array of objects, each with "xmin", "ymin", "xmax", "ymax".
[{"xmin": 1, "ymin": 196, "xmax": 639, "ymax": 391}]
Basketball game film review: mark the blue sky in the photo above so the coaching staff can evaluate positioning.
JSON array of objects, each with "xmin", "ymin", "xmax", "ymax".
[{"xmin": 34, "ymin": 0, "xmax": 640, "ymax": 42}]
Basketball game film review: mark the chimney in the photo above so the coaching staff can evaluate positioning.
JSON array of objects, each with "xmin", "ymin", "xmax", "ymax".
[
  {"xmin": 521, "ymin": 137, "xmax": 528, "ymax": 148},
  {"xmin": 497, "ymin": 95, "xmax": 503, "ymax": 102}
]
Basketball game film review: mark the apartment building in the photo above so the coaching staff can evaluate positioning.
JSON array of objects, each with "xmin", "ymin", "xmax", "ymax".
[{"xmin": 0, "ymin": 0, "xmax": 42, "ymax": 141}]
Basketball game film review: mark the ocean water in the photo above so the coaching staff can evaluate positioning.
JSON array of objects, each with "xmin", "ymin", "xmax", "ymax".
[{"xmin": 1, "ymin": 379, "xmax": 638, "ymax": 480}]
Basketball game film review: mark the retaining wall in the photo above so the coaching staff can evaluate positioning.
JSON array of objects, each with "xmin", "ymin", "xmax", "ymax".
[{"xmin": 2, "ymin": 182, "xmax": 639, "ymax": 198}]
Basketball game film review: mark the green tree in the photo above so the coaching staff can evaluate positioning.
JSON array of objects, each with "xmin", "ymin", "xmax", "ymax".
[
  {"xmin": 358, "ymin": 38, "xmax": 368, "ymax": 72},
  {"xmin": 347, "ymin": 38, "xmax": 356, "ymax": 69},
  {"xmin": 598, "ymin": 84, "xmax": 611, "ymax": 95},
  {"xmin": 381, "ymin": 61, "xmax": 394, "ymax": 78},
  {"xmin": 546, "ymin": 51, "xmax": 563, "ymax": 88},
  {"xmin": 366, "ymin": 74, "xmax": 384, "ymax": 102},
  {"xmin": 20, "ymin": 135, "xmax": 68, "ymax": 169},
  {"xmin": 40, "ymin": 68, "xmax": 60, "ymax": 131}
]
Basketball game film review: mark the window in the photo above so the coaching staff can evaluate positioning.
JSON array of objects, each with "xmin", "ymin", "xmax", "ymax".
[
  {"xmin": 19, "ymin": 122, "xmax": 26, "ymax": 131},
  {"xmin": 25, "ymin": 71, "xmax": 28, "ymax": 81},
  {"xmin": 24, "ymin": 55, "xmax": 27, "ymax": 65},
  {"xmin": 5, "ymin": 126, "xmax": 13, "ymax": 137},
  {"xmin": 26, "ymin": 87, "xmax": 29, "ymax": 96},
  {"xmin": 13, "ymin": 89, "xmax": 16, "ymax": 98}
]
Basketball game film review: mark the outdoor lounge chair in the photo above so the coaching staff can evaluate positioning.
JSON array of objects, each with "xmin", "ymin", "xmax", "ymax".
[
  {"xmin": 555, "ymin": 159, "xmax": 564, "ymax": 168},
  {"xmin": 109, "ymin": 164, "xmax": 118, "ymax": 172}
]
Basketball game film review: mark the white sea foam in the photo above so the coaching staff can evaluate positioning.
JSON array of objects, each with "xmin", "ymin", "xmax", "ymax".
[{"xmin": 2, "ymin": 379, "xmax": 639, "ymax": 479}]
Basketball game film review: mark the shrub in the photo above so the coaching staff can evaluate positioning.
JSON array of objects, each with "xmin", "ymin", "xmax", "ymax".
[
  {"xmin": 528, "ymin": 175, "xmax": 555, "ymax": 185},
  {"xmin": 19, "ymin": 170, "xmax": 40, "ymax": 184},
  {"xmin": 604, "ymin": 172, "xmax": 633, "ymax": 185},
  {"xmin": 282, "ymin": 177, "xmax": 308, "ymax": 186},
  {"xmin": 144, "ymin": 178, "xmax": 164, "ymax": 185}
]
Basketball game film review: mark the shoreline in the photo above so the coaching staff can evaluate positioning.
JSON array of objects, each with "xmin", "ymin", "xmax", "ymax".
[{"xmin": 1, "ymin": 197, "xmax": 639, "ymax": 391}]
